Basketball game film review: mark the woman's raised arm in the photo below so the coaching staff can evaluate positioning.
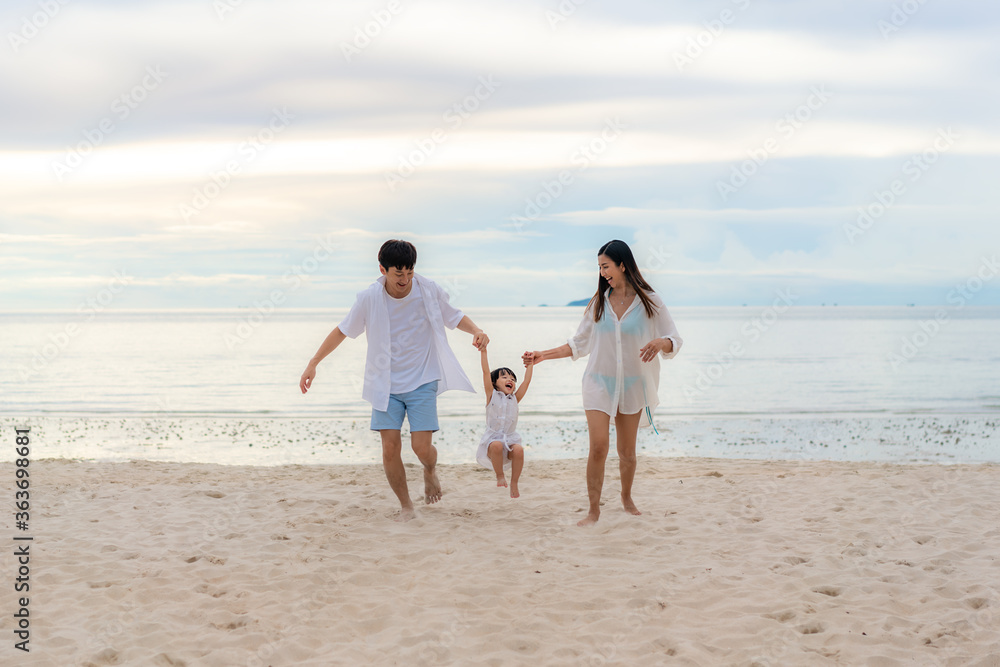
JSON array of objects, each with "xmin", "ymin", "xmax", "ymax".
[{"xmin": 522, "ymin": 344, "xmax": 572, "ymax": 366}]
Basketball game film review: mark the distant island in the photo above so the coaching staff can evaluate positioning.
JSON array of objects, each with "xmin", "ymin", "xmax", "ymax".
[{"xmin": 537, "ymin": 299, "xmax": 591, "ymax": 307}]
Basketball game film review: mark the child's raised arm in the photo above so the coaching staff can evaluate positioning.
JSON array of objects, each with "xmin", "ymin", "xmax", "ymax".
[
  {"xmin": 515, "ymin": 355, "xmax": 533, "ymax": 403},
  {"xmin": 480, "ymin": 345, "xmax": 494, "ymax": 402}
]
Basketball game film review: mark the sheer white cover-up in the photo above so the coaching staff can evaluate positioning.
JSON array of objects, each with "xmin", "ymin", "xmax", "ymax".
[
  {"xmin": 567, "ymin": 290, "xmax": 682, "ymax": 428},
  {"xmin": 475, "ymin": 389, "xmax": 522, "ymax": 469}
]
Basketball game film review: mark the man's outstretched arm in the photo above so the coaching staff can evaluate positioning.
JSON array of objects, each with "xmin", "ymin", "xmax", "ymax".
[
  {"xmin": 300, "ymin": 327, "xmax": 348, "ymax": 393},
  {"xmin": 455, "ymin": 315, "xmax": 489, "ymax": 350}
]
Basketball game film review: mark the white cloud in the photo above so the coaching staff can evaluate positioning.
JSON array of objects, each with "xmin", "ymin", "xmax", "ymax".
[{"xmin": 1, "ymin": 0, "xmax": 997, "ymax": 308}]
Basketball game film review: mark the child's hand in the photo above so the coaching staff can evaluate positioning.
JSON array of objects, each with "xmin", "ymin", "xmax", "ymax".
[{"xmin": 522, "ymin": 351, "xmax": 535, "ymax": 367}]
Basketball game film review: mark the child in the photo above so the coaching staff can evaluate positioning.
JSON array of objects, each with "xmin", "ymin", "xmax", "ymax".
[{"xmin": 476, "ymin": 343, "xmax": 533, "ymax": 498}]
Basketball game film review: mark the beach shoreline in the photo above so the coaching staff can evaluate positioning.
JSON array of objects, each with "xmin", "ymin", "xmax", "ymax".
[
  {"xmin": 5, "ymin": 457, "xmax": 999, "ymax": 665},
  {"xmin": 2, "ymin": 414, "xmax": 996, "ymax": 466}
]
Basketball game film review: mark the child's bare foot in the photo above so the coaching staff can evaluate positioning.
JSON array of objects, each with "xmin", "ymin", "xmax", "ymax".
[
  {"xmin": 509, "ymin": 481, "xmax": 519, "ymax": 498},
  {"xmin": 496, "ymin": 476, "xmax": 507, "ymax": 488},
  {"xmin": 424, "ymin": 467, "xmax": 442, "ymax": 504},
  {"xmin": 577, "ymin": 511, "xmax": 600, "ymax": 527},
  {"xmin": 621, "ymin": 494, "xmax": 642, "ymax": 516}
]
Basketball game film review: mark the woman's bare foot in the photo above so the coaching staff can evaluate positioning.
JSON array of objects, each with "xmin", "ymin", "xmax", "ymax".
[
  {"xmin": 621, "ymin": 494, "xmax": 642, "ymax": 516},
  {"xmin": 424, "ymin": 467, "xmax": 442, "ymax": 504},
  {"xmin": 496, "ymin": 476, "xmax": 508, "ymax": 488},
  {"xmin": 396, "ymin": 505, "xmax": 416, "ymax": 522},
  {"xmin": 509, "ymin": 481, "xmax": 519, "ymax": 498},
  {"xmin": 577, "ymin": 511, "xmax": 600, "ymax": 527}
]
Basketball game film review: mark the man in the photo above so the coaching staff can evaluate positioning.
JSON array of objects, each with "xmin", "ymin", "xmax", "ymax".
[{"xmin": 300, "ymin": 240, "xmax": 488, "ymax": 521}]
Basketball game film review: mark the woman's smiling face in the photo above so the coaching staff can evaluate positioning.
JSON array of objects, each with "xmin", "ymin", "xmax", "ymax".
[{"xmin": 598, "ymin": 253, "xmax": 626, "ymax": 290}]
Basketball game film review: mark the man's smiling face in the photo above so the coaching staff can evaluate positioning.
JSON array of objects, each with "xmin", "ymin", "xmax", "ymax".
[{"xmin": 381, "ymin": 265, "xmax": 414, "ymax": 298}]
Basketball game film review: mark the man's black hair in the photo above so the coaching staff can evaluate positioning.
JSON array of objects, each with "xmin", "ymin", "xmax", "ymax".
[{"xmin": 378, "ymin": 239, "xmax": 417, "ymax": 270}]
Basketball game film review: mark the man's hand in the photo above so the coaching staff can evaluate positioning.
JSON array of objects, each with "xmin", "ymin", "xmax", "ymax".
[
  {"xmin": 472, "ymin": 330, "xmax": 489, "ymax": 350},
  {"xmin": 300, "ymin": 364, "xmax": 317, "ymax": 393}
]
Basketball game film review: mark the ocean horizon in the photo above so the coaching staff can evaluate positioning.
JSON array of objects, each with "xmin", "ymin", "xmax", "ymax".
[{"xmin": 4, "ymin": 305, "xmax": 999, "ymax": 419}]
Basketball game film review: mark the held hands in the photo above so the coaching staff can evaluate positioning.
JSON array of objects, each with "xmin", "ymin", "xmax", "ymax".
[
  {"xmin": 522, "ymin": 351, "xmax": 539, "ymax": 367},
  {"xmin": 639, "ymin": 338, "xmax": 671, "ymax": 363},
  {"xmin": 472, "ymin": 330, "xmax": 489, "ymax": 350}
]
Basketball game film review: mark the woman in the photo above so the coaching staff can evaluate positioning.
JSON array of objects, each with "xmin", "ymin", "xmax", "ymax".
[{"xmin": 524, "ymin": 240, "xmax": 682, "ymax": 526}]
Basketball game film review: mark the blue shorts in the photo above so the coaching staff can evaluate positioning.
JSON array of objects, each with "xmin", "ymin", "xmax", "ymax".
[{"xmin": 370, "ymin": 381, "xmax": 440, "ymax": 432}]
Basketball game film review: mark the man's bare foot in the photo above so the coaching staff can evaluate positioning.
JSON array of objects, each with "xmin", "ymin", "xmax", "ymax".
[
  {"xmin": 396, "ymin": 506, "xmax": 416, "ymax": 522},
  {"xmin": 577, "ymin": 511, "xmax": 599, "ymax": 527},
  {"xmin": 424, "ymin": 467, "xmax": 442, "ymax": 504},
  {"xmin": 621, "ymin": 495, "xmax": 642, "ymax": 516},
  {"xmin": 509, "ymin": 481, "xmax": 519, "ymax": 498},
  {"xmin": 496, "ymin": 476, "xmax": 508, "ymax": 488}
]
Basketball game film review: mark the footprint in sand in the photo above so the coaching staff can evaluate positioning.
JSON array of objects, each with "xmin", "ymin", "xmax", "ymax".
[
  {"xmin": 83, "ymin": 647, "xmax": 121, "ymax": 666},
  {"xmin": 811, "ymin": 586, "xmax": 842, "ymax": 598},
  {"xmin": 765, "ymin": 610, "xmax": 797, "ymax": 623}
]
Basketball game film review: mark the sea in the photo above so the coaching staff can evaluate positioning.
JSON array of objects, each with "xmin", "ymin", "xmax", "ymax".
[{"xmin": 1, "ymin": 306, "xmax": 998, "ymax": 464}]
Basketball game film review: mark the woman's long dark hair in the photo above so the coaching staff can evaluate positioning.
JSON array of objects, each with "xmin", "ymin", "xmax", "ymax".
[{"xmin": 588, "ymin": 240, "xmax": 658, "ymax": 322}]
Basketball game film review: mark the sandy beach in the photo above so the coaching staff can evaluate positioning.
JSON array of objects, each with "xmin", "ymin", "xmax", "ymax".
[{"xmin": 5, "ymin": 457, "xmax": 999, "ymax": 666}]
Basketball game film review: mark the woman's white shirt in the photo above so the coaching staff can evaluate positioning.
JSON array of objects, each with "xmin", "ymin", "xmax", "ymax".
[{"xmin": 567, "ymin": 290, "xmax": 682, "ymax": 427}]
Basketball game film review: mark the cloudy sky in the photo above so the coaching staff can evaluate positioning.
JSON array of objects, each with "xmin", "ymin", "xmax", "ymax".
[{"xmin": 1, "ymin": 0, "xmax": 997, "ymax": 310}]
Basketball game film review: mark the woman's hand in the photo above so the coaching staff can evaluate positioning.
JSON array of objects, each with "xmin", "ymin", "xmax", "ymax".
[
  {"xmin": 299, "ymin": 363, "xmax": 317, "ymax": 393},
  {"xmin": 639, "ymin": 338, "xmax": 671, "ymax": 363},
  {"xmin": 522, "ymin": 350, "xmax": 541, "ymax": 366}
]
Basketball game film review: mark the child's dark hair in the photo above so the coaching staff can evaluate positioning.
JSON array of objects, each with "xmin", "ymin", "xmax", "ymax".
[
  {"xmin": 490, "ymin": 367, "xmax": 517, "ymax": 387},
  {"xmin": 378, "ymin": 239, "xmax": 417, "ymax": 270}
]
